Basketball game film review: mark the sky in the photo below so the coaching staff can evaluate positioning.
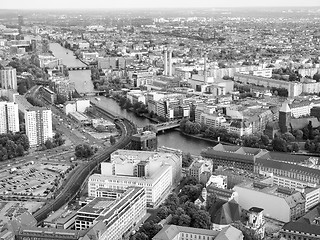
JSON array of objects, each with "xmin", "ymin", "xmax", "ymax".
[{"xmin": 1, "ymin": 0, "xmax": 320, "ymax": 9}]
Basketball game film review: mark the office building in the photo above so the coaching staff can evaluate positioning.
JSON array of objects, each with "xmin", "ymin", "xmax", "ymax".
[
  {"xmin": 25, "ymin": 107, "xmax": 52, "ymax": 147},
  {"xmin": 131, "ymin": 131, "xmax": 158, "ymax": 151},
  {"xmin": 0, "ymin": 67, "xmax": 17, "ymax": 90},
  {"xmin": 89, "ymin": 150, "xmax": 177, "ymax": 208},
  {"xmin": 0, "ymin": 101, "xmax": 19, "ymax": 134},
  {"xmin": 76, "ymin": 187, "xmax": 146, "ymax": 240}
]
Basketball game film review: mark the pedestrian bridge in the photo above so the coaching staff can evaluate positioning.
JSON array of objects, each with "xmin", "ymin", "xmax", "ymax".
[{"xmin": 153, "ymin": 120, "xmax": 181, "ymax": 133}]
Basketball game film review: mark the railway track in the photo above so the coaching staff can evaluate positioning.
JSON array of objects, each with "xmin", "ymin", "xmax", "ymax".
[{"xmin": 33, "ymin": 109, "xmax": 135, "ymax": 222}]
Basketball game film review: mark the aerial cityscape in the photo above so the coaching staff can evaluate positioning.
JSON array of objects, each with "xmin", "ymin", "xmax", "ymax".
[{"xmin": 1, "ymin": 1, "xmax": 320, "ymax": 240}]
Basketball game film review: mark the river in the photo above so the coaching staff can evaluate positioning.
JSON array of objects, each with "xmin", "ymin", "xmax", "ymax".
[
  {"xmin": 93, "ymin": 97, "xmax": 215, "ymax": 155},
  {"xmin": 49, "ymin": 43, "xmax": 94, "ymax": 94},
  {"xmin": 49, "ymin": 43, "xmax": 214, "ymax": 155}
]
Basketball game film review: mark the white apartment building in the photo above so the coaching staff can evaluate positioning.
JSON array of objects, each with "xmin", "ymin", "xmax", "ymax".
[
  {"xmin": 76, "ymin": 187, "xmax": 146, "ymax": 240},
  {"xmin": 25, "ymin": 107, "xmax": 52, "ymax": 147},
  {"xmin": 0, "ymin": 101, "xmax": 19, "ymax": 134},
  {"xmin": 0, "ymin": 67, "xmax": 17, "ymax": 90},
  {"xmin": 89, "ymin": 164, "xmax": 172, "ymax": 208}
]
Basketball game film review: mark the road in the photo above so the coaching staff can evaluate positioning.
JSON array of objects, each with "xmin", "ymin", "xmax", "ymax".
[{"xmin": 33, "ymin": 113, "xmax": 135, "ymax": 222}]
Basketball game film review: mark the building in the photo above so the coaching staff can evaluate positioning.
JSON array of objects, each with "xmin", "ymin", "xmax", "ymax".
[
  {"xmin": 25, "ymin": 107, "xmax": 52, "ymax": 147},
  {"xmin": 76, "ymin": 187, "xmax": 146, "ymax": 240},
  {"xmin": 43, "ymin": 209, "xmax": 77, "ymax": 229},
  {"xmin": 0, "ymin": 67, "xmax": 17, "ymax": 90},
  {"xmin": 279, "ymin": 221, "xmax": 320, "ymax": 240},
  {"xmin": 152, "ymin": 225, "xmax": 244, "ymax": 240},
  {"xmin": 246, "ymin": 207, "xmax": 265, "ymax": 239},
  {"xmin": 234, "ymin": 181, "xmax": 305, "ymax": 222},
  {"xmin": 188, "ymin": 160, "xmax": 213, "ymax": 183},
  {"xmin": 279, "ymin": 102, "xmax": 291, "ymax": 133},
  {"xmin": 207, "ymin": 183, "xmax": 239, "ymax": 202},
  {"xmin": 201, "ymin": 144, "xmax": 268, "ymax": 172},
  {"xmin": 0, "ymin": 101, "xmax": 19, "ymax": 134},
  {"xmin": 131, "ymin": 131, "xmax": 158, "ymax": 151},
  {"xmin": 234, "ymin": 72, "xmax": 302, "ymax": 97},
  {"xmin": 92, "ymin": 118, "xmax": 116, "ymax": 132},
  {"xmin": 40, "ymin": 86, "xmax": 56, "ymax": 104},
  {"xmin": 206, "ymin": 175, "xmax": 227, "ymax": 189},
  {"xmin": 89, "ymin": 164, "xmax": 172, "ymax": 208},
  {"xmin": 68, "ymin": 111, "xmax": 90, "ymax": 125}
]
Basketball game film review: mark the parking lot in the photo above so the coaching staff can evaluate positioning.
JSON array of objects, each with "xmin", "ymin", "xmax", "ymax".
[{"xmin": 0, "ymin": 161, "xmax": 72, "ymax": 199}]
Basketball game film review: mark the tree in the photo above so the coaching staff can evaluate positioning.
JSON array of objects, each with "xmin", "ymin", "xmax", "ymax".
[
  {"xmin": 44, "ymin": 139, "xmax": 54, "ymax": 149},
  {"xmin": 182, "ymin": 152, "xmax": 193, "ymax": 168},
  {"xmin": 75, "ymin": 144, "xmax": 94, "ymax": 158},
  {"xmin": 293, "ymin": 129, "xmax": 303, "ymax": 141},
  {"xmin": 110, "ymin": 136, "xmax": 116, "ymax": 145},
  {"xmin": 191, "ymin": 210, "xmax": 211, "ymax": 229},
  {"xmin": 140, "ymin": 222, "xmax": 162, "ymax": 239},
  {"xmin": 313, "ymin": 73, "xmax": 320, "ymax": 82},
  {"xmin": 260, "ymin": 134, "xmax": 270, "ymax": 146},
  {"xmin": 16, "ymin": 144, "xmax": 24, "ymax": 157},
  {"xmin": 131, "ymin": 232, "xmax": 148, "ymax": 240},
  {"xmin": 17, "ymin": 83, "xmax": 28, "ymax": 95},
  {"xmin": 308, "ymin": 121, "xmax": 314, "ymax": 140},
  {"xmin": 292, "ymin": 142, "xmax": 300, "ymax": 152},
  {"xmin": 272, "ymin": 138, "xmax": 287, "ymax": 152},
  {"xmin": 180, "ymin": 184, "xmax": 202, "ymax": 202},
  {"xmin": 282, "ymin": 132, "xmax": 295, "ymax": 142},
  {"xmin": 55, "ymin": 94, "xmax": 68, "ymax": 105}
]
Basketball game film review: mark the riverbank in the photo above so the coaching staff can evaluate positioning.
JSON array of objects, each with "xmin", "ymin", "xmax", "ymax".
[{"xmin": 176, "ymin": 129, "xmax": 234, "ymax": 146}]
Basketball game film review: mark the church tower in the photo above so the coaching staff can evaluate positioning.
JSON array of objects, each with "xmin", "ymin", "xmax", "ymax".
[{"xmin": 279, "ymin": 102, "xmax": 291, "ymax": 133}]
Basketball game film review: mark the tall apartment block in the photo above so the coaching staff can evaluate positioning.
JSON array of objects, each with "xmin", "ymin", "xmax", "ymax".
[
  {"xmin": 0, "ymin": 101, "xmax": 19, "ymax": 134},
  {"xmin": 0, "ymin": 67, "xmax": 17, "ymax": 90},
  {"xmin": 25, "ymin": 107, "xmax": 52, "ymax": 147}
]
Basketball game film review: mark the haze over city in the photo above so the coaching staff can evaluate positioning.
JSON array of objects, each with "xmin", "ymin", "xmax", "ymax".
[{"xmin": 1, "ymin": 0, "xmax": 320, "ymax": 9}]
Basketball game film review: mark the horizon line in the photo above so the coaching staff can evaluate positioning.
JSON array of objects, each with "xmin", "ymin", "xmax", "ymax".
[{"xmin": 1, "ymin": 5, "xmax": 320, "ymax": 10}]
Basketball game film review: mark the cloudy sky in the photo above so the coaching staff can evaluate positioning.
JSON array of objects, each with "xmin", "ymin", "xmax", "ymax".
[{"xmin": 1, "ymin": 0, "xmax": 320, "ymax": 9}]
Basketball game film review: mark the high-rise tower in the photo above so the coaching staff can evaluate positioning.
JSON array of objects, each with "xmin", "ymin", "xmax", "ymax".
[
  {"xmin": 168, "ymin": 50, "xmax": 172, "ymax": 76},
  {"xmin": 0, "ymin": 67, "xmax": 17, "ymax": 90},
  {"xmin": 25, "ymin": 107, "xmax": 52, "ymax": 147},
  {"xmin": 163, "ymin": 50, "xmax": 168, "ymax": 76}
]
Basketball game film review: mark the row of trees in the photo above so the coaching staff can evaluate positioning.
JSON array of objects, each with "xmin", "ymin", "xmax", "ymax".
[
  {"xmin": 180, "ymin": 118, "xmax": 303, "ymax": 152},
  {"xmin": 180, "ymin": 119, "xmax": 239, "ymax": 144},
  {"xmin": 242, "ymin": 132, "xmax": 300, "ymax": 152},
  {"xmin": 116, "ymin": 95, "xmax": 148, "ymax": 115},
  {"xmin": 0, "ymin": 133, "xmax": 29, "ymax": 161}
]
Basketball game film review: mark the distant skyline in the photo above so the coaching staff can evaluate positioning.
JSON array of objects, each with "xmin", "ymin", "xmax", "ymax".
[{"xmin": 2, "ymin": 0, "xmax": 320, "ymax": 9}]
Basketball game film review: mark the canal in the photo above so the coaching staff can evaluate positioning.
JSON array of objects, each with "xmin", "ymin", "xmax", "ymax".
[{"xmin": 50, "ymin": 43, "xmax": 214, "ymax": 155}]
